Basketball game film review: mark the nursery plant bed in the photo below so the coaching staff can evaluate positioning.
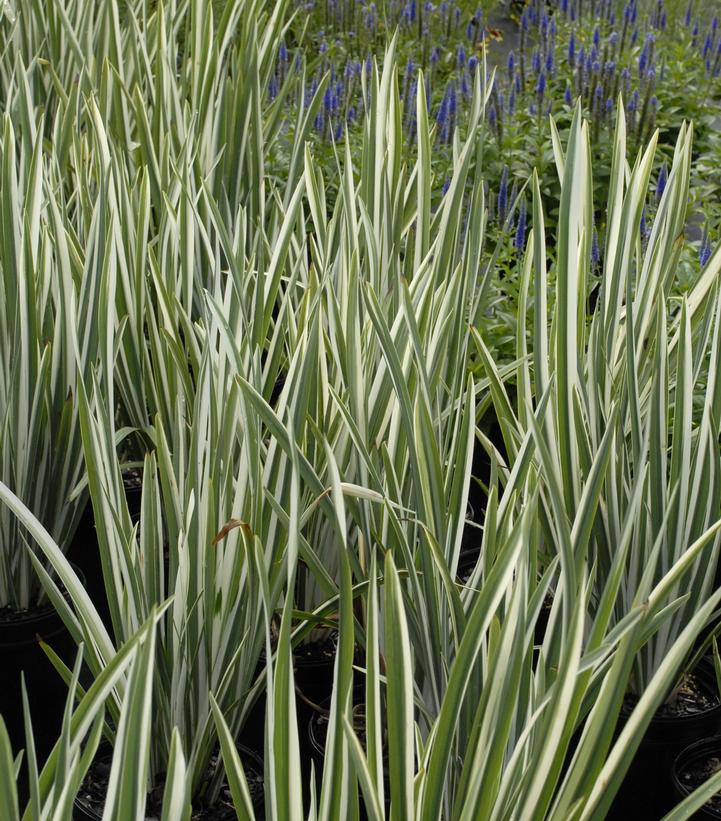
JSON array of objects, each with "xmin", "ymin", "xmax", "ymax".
[
  {"xmin": 74, "ymin": 744, "xmax": 264, "ymax": 820},
  {"xmin": 672, "ymin": 736, "xmax": 721, "ymax": 818}
]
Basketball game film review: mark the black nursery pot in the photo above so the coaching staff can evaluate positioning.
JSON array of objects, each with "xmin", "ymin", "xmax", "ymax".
[
  {"xmin": 0, "ymin": 575, "xmax": 81, "ymax": 765},
  {"xmin": 672, "ymin": 736, "xmax": 721, "ymax": 819},
  {"xmin": 456, "ymin": 549, "xmax": 479, "ymax": 585},
  {"xmin": 68, "ymin": 467, "xmax": 145, "ymax": 632},
  {"xmin": 294, "ymin": 632, "xmax": 341, "ymax": 710},
  {"xmin": 68, "ymin": 503, "xmax": 109, "ymax": 630},
  {"xmin": 74, "ymin": 744, "xmax": 264, "ymax": 820},
  {"xmin": 610, "ymin": 659, "xmax": 721, "ymax": 818},
  {"xmin": 122, "ymin": 467, "xmax": 143, "ymax": 519},
  {"xmin": 307, "ymin": 689, "xmax": 389, "ymax": 820}
]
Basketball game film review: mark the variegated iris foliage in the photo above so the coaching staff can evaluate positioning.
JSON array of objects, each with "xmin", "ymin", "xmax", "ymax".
[
  {"xmin": 0, "ymin": 105, "xmax": 109, "ymax": 608},
  {"xmin": 0, "ymin": 0, "xmax": 721, "ymax": 819},
  {"xmin": 478, "ymin": 101, "xmax": 721, "ymax": 698}
]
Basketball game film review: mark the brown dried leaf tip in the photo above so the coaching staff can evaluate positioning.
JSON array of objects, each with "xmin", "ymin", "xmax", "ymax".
[{"xmin": 212, "ymin": 518, "xmax": 254, "ymax": 545}]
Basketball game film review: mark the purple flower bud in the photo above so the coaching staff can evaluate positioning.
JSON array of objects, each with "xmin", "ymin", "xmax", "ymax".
[
  {"xmin": 591, "ymin": 226, "xmax": 600, "ymax": 265},
  {"xmin": 536, "ymin": 71, "xmax": 547, "ymax": 99},
  {"xmin": 436, "ymin": 90, "xmax": 448, "ymax": 127},
  {"xmin": 655, "ymin": 164, "xmax": 667, "ymax": 200},
  {"xmin": 515, "ymin": 198, "xmax": 527, "ymax": 250},
  {"xmin": 605, "ymin": 97, "xmax": 613, "ymax": 114},
  {"xmin": 468, "ymin": 55, "xmax": 478, "ymax": 72},
  {"xmin": 593, "ymin": 26, "xmax": 600, "ymax": 47},
  {"xmin": 457, "ymin": 44, "xmax": 466, "ymax": 66},
  {"xmin": 631, "ymin": 28, "xmax": 638, "ymax": 46},
  {"xmin": 448, "ymin": 82, "xmax": 457, "ymax": 116},
  {"xmin": 700, "ymin": 232, "xmax": 712, "ymax": 266},
  {"xmin": 564, "ymin": 84, "xmax": 573, "ymax": 105},
  {"xmin": 404, "ymin": 57, "xmax": 415, "ymax": 97},
  {"xmin": 609, "ymin": 31, "xmax": 619, "ymax": 46},
  {"xmin": 507, "ymin": 51, "xmax": 515, "ymax": 77},
  {"xmin": 532, "ymin": 49, "xmax": 541, "ymax": 74},
  {"xmin": 704, "ymin": 34, "xmax": 713, "ymax": 59},
  {"xmin": 568, "ymin": 32, "xmax": 576, "ymax": 64},
  {"xmin": 684, "ymin": 1, "xmax": 692, "ymax": 26},
  {"xmin": 441, "ymin": 178, "xmax": 450, "ymax": 196},
  {"xmin": 279, "ymin": 41, "xmax": 288, "ymax": 63},
  {"xmin": 497, "ymin": 165, "xmax": 509, "ymax": 222},
  {"xmin": 638, "ymin": 51, "xmax": 647, "ymax": 77},
  {"xmin": 269, "ymin": 74, "xmax": 279, "ymax": 100}
]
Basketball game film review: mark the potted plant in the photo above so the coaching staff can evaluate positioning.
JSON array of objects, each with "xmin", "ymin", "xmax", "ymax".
[
  {"xmin": 475, "ymin": 100, "xmax": 721, "ymax": 817},
  {"xmin": 0, "ymin": 610, "xmax": 164, "ymax": 819},
  {"xmin": 0, "ymin": 90, "xmax": 112, "ymax": 755},
  {"xmin": 672, "ymin": 735, "xmax": 721, "ymax": 820}
]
